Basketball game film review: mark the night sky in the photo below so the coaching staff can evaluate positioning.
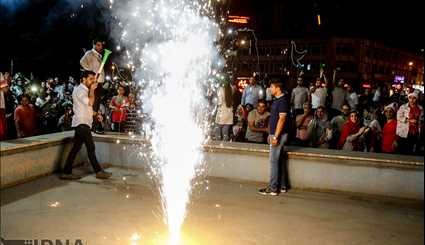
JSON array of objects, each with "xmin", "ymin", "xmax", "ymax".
[{"xmin": 0, "ymin": 0, "xmax": 423, "ymax": 78}]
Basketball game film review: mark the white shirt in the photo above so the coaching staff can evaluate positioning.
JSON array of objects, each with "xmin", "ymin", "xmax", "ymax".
[
  {"xmin": 311, "ymin": 87, "xmax": 326, "ymax": 109},
  {"xmin": 72, "ymin": 83, "xmax": 93, "ymax": 128},
  {"xmin": 347, "ymin": 92, "xmax": 359, "ymax": 110},
  {"xmin": 80, "ymin": 49, "xmax": 104, "ymax": 83},
  {"xmin": 373, "ymin": 89, "xmax": 381, "ymax": 102},
  {"xmin": 291, "ymin": 86, "xmax": 309, "ymax": 109}
]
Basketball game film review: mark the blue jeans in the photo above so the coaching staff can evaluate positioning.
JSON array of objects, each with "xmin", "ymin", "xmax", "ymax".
[
  {"xmin": 216, "ymin": 124, "xmax": 231, "ymax": 141},
  {"xmin": 269, "ymin": 134, "xmax": 288, "ymax": 191}
]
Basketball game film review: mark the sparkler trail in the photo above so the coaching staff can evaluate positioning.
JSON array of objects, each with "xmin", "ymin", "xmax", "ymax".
[{"xmin": 110, "ymin": 0, "xmax": 222, "ymax": 244}]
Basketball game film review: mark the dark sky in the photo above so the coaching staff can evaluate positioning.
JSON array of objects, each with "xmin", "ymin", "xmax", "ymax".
[
  {"xmin": 228, "ymin": 0, "xmax": 423, "ymax": 52},
  {"xmin": 0, "ymin": 0, "xmax": 423, "ymax": 78}
]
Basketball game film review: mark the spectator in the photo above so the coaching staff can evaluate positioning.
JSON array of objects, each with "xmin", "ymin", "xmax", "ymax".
[
  {"xmin": 41, "ymin": 92, "xmax": 61, "ymax": 133},
  {"xmin": 65, "ymin": 76, "xmax": 75, "ymax": 93},
  {"xmin": 311, "ymin": 78, "xmax": 326, "ymax": 110},
  {"xmin": 363, "ymin": 107, "xmax": 382, "ymax": 152},
  {"xmin": 258, "ymin": 80, "xmax": 290, "ymax": 196},
  {"xmin": 54, "ymin": 78, "xmax": 65, "ymax": 100},
  {"xmin": 396, "ymin": 91, "xmax": 424, "ymax": 154},
  {"xmin": 359, "ymin": 89, "xmax": 373, "ymax": 112},
  {"xmin": 4, "ymin": 74, "xmax": 17, "ymax": 139},
  {"xmin": 0, "ymin": 73, "xmax": 8, "ymax": 140},
  {"xmin": 291, "ymin": 77, "xmax": 310, "ymax": 116},
  {"xmin": 80, "ymin": 38, "xmax": 107, "ymax": 133},
  {"xmin": 330, "ymin": 103, "xmax": 351, "ymax": 148},
  {"xmin": 337, "ymin": 111, "xmax": 368, "ymax": 151},
  {"xmin": 231, "ymin": 81, "xmax": 242, "ymax": 114},
  {"xmin": 80, "ymin": 38, "xmax": 105, "ymax": 83},
  {"xmin": 110, "ymin": 85, "xmax": 128, "ymax": 132},
  {"xmin": 58, "ymin": 105, "xmax": 73, "ymax": 131},
  {"xmin": 330, "ymin": 79, "xmax": 347, "ymax": 118},
  {"xmin": 373, "ymin": 85, "xmax": 382, "ymax": 105},
  {"xmin": 35, "ymin": 90, "xmax": 48, "ymax": 108},
  {"xmin": 346, "ymin": 84, "xmax": 359, "ymax": 110},
  {"xmin": 241, "ymin": 75, "xmax": 262, "ymax": 108},
  {"xmin": 265, "ymin": 80, "xmax": 273, "ymax": 104},
  {"xmin": 232, "ymin": 104, "xmax": 246, "ymax": 142},
  {"xmin": 215, "ymin": 80, "xmax": 234, "ymax": 141},
  {"xmin": 102, "ymin": 98, "xmax": 113, "ymax": 132},
  {"xmin": 245, "ymin": 100, "xmax": 270, "ymax": 143},
  {"xmin": 307, "ymin": 106, "xmax": 332, "ymax": 148},
  {"xmin": 381, "ymin": 103, "xmax": 398, "ymax": 153},
  {"xmin": 45, "ymin": 77, "xmax": 55, "ymax": 95},
  {"xmin": 14, "ymin": 94, "xmax": 38, "ymax": 138},
  {"xmin": 243, "ymin": 103, "xmax": 254, "ymax": 121},
  {"xmin": 295, "ymin": 102, "xmax": 313, "ymax": 147},
  {"xmin": 125, "ymin": 93, "xmax": 140, "ymax": 133}
]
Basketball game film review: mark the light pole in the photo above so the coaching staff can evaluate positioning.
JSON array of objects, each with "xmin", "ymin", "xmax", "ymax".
[{"xmin": 237, "ymin": 28, "xmax": 260, "ymax": 75}]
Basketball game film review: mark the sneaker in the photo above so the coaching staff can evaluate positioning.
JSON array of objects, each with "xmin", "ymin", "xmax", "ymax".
[
  {"xmin": 280, "ymin": 187, "xmax": 288, "ymax": 194},
  {"xmin": 60, "ymin": 173, "xmax": 82, "ymax": 180},
  {"xmin": 96, "ymin": 171, "xmax": 112, "ymax": 179},
  {"xmin": 258, "ymin": 187, "xmax": 279, "ymax": 196}
]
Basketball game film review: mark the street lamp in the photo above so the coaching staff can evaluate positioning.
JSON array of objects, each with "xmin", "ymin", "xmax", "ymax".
[{"xmin": 408, "ymin": 61, "xmax": 414, "ymax": 66}]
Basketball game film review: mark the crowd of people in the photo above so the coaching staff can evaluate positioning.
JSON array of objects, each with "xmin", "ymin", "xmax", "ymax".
[
  {"xmin": 0, "ymin": 71, "xmax": 142, "ymax": 141},
  {"xmin": 213, "ymin": 74, "xmax": 424, "ymax": 156},
  {"xmin": 1, "ymin": 69, "xmax": 423, "ymax": 156}
]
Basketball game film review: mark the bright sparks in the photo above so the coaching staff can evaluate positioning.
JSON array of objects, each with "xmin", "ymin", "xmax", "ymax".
[{"xmin": 111, "ymin": 0, "xmax": 221, "ymax": 244}]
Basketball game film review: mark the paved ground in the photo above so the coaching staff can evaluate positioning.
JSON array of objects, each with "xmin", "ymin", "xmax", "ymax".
[{"xmin": 1, "ymin": 167, "xmax": 423, "ymax": 245}]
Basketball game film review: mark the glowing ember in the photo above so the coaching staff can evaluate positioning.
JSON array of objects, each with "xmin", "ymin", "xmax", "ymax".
[
  {"xmin": 48, "ymin": 201, "xmax": 61, "ymax": 208},
  {"xmin": 111, "ymin": 0, "xmax": 221, "ymax": 244},
  {"xmin": 130, "ymin": 232, "xmax": 142, "ymax": 245}
]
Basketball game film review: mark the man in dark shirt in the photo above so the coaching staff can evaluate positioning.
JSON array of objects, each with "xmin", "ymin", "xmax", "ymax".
[{"xmin": 259, "ymin": 80, "xmax": 290, "ymax": 196}]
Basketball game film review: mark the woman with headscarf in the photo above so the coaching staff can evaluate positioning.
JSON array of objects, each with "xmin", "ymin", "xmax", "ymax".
[
  {"xmin": 381, "ymin": 103, "xmax": 398, "ymax": 153},
  {"xmin": 337, "ymin": 111, "xmax": 368, "ymax": 151}
]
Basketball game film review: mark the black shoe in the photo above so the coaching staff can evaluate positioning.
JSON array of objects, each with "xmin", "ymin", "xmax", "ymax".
[
  {"xmin": 281, "ymin": 187, "xmax": 288, "ymax": 194},
  {"xmin": 60, "ymin": 173, "xmax": 82, "ymax": 180},
  {"xmin": 258, "ymin": 187, "xmax": 279, "ymax": 196},
  {"xmin": 96, "ymin": 171, "xmax": 112, "ymax": 179}
]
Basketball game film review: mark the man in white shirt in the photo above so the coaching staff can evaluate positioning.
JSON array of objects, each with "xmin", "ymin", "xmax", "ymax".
[
  {"xmin": 245, "ymin": 100, "xmax": 270, "ymax": 143},
  {"xmin": 291, "ymin": 77, "xmax": 309, "ymax": 116},
  {"xmin": 241, "ymin": 76, "xmax": 262, "ymax": 108},
  {"xmin": 346, "ymin": 84, "xmax": 359, "ymax": 110},
  {"xmin": 311, "ymin": 78, "xmax": 326, "ymax": 110},
  {"xmin": 80, "ymin": 38, "xmax": 106, "ymax": 133},
  {"xmin": 61, "ymin": 71, "xmax": 111, "ymax": 180}
]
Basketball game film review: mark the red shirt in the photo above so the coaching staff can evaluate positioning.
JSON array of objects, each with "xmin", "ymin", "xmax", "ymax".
[
  {"xmin": 14, "ymin": 104, "xmax": 38, "ymax": 137},
  {"xmin": 408, "ymin": 105, "xmax": 421, "ymax": 135},
  {"xmin": 111, "ymin": 96, "xmax": 128, "ymax": 123},
  {"xmin": 382, "ymin": 120, "xmax": 397, "ymax": 153}
]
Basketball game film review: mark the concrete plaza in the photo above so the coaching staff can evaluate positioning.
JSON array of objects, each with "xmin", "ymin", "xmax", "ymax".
[{"xmin": 1, "ymin": 167, "xmax": 423, "ymax": 245}]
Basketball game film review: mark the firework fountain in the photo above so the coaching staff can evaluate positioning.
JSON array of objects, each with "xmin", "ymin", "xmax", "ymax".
[{"xmin": 111, "ymin": 0, "xmax": 222, "ymax": 244}]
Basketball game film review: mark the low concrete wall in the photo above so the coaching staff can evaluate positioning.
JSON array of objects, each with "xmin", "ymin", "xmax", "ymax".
[
  {"xmin": 205, "ymin": 143, "xmax": 424, "ymax": 200},
  {"xmin": 94, "ymin": 135, "xmax": 425, "ymax": 201},
  {"xmin": 1, "ymin": 132, "xmax": 424, "ymax": 201},
  {"xmin": 0, "ymin": 132, "xmax": 87, "ymax": 188}
]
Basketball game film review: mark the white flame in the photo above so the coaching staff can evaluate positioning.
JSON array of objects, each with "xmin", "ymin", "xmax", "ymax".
[{"xmin": 111, "ymin": 1, "xmax": 221, "ymax": 244}]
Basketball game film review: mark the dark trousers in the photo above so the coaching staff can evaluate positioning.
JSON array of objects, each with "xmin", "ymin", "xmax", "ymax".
[
  {"xmin": 398, "ymin": 135, "xmax": 419, "ymax": 155},
  {"xmin": 112, "ymin": 122, "xmax": 125, "ymax": 132},
  {"xmin": 64, "ymin": 124, "xmax": 102, "ymax": 174},
  {"xmin": 92, "ymin": 86, "xmax": 106, "ymax": 131},
  {"xmin": 93, "ymin": 86, "xmax": 106, "ymax": 112}
]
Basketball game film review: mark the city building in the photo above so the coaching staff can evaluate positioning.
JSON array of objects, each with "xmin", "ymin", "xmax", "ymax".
[{"xmin": 230, "ymin": 37, "xmax": 424, "ymax": 89}]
